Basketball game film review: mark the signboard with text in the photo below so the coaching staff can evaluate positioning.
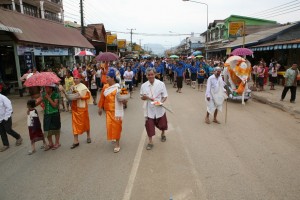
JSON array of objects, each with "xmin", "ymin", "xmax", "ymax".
[
  {"xmin": 229, "ymin": 22, "xmax": 245, "ymax": 38},
  {"xmin": 117, "ymin": 39, "xmax": 126, "ymax": 49},
  {"xmin": 107, "ymin": 34, "xmax": 117, "ymax": 46},
  {"xmin": 24, "ymin": 52, "xmax": 34, "ymax": 69}
]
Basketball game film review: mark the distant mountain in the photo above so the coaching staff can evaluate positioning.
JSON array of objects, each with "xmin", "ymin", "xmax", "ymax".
[{"xmin": 144, "ymin": 43, "xmax": 166, "ymax": 56}]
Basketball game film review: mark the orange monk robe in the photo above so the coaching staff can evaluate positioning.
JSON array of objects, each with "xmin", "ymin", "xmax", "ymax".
[
  {"xmin": 100, "ymin": 63, "xmax": 108, "ymax": 84},
  {"xmin": 98, "ymin": 84, "xmax": 122, "ymax": 140},
  {"xmin": 72, "ymin": 83, "xmax": 93, "ymax": 135}
]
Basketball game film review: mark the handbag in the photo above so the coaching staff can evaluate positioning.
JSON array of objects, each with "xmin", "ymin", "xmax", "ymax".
[{"xmin": 91, "ymin": 83, "xmax": 97, "ymax": 89}]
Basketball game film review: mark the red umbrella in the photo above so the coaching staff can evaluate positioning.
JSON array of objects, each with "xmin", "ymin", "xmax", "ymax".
[
  {"xmin": 75, "ymin": 50, "xmax": 95, "ymax": 56},
  {"xmin": 231, "ymin": 48, "xmax": 253, "ymax": 56},
  {"xmin": 24, "ymin": 72, "xmax": 61, "ymax": 87},
  {"xmin": 96, "ymin": 52, "xmax": 119, "ymax": 61}
]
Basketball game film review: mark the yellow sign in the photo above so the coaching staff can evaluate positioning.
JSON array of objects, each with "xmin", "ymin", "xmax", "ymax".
[
  {"xmin": 107, "ymin": 34, "xmax": 117, "ymax": 46},
  {"xmin": 117, "ymin": 39, "xmax": 126, "ymax": 49},
  {"xmin": 229, "ymin": 22, "xmax": 244, "ymax": 38},
  {"xmin": 226, "ymin": 48, "xmax": 231, "ymax": 55}
]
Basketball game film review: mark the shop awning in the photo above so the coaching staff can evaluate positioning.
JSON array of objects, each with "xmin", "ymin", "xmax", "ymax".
[
  {"xmin": 0, "ymin": 8, "xmax": 93, "ymax": 49},
  {"xmin": 0, "ymin": 23, "xmax": 22, "ymax": 33},
  {"xmin": 250, "ymin": 39, "xmax": 300, "ymax": 51}
]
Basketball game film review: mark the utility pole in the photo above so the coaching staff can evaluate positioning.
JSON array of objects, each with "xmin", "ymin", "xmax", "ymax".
[
  {"xmin": 127, "ymin": 28, "xmax": 136, "ymax": 52},
  {"xmin": 80, "ymin": 0, "xmax": 85, "ymax": 35}
]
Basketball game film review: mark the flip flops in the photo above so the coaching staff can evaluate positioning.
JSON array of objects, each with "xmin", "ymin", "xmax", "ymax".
[
  {"xmin": 161, "ymin": 135, "xmax": 166, "ymax": 142},
  {"xmin": 70, "ymin": 143, "xmax": 79, "ymax": 149},
  {"xmin": 114, "ymin": 147, "xmax": 121, "ymax": 153},
  {"xmin": 28, "ymin": 149, "xmax": 36, "ymax": 155},
  {"xmin": 52, "ymin": 144, "xmax": 61, "ymax": 150},
  {"xmin": 146, "ymin": 143, "xmax": 153, "ymax": 150}
]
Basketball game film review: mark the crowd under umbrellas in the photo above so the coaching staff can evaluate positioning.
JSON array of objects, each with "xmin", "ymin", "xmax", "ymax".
[{"xmin": 5, "ymin": 48, "xmax": 295, "ymax": 154}]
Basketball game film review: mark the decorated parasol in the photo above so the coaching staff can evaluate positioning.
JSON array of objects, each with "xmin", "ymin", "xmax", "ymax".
[
  {"xmin": 231, "ymin": 48, "xmax": 253, "ymax": 56},
  {"xmin": 24, "ymin": 72, "xmax": 61, "ymax": 87},
  {"xmin": 169, "ymin": 55, "xmax": 179, "ymax": 59},
  {"xmin": 96, "ymin": 52, "xmax": 119, "ymax": 61},
  {"xmin": 75, "ymin": 50, "xmax": 95, "ymax": 56}
]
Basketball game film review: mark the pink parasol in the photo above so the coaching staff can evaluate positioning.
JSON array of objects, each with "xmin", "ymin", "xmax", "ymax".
[
  {"xmin": 75, "ymin": 50, "xmax": 95, "ymax": 56},
  {"xmin": 24, "ymin": 72, "xmax": 61, "ymax": 87},
  {"xmin": 96, "ymin": 52, "xmax": 119, "ymax": 61},
  {"xmin": 231, "ymin": 48, "xmax": 253, "ymax": 56}
]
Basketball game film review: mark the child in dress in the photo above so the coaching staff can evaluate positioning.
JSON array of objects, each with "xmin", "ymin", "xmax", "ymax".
[{"xmin": 27, "ymin": 100, "xmax": 47, "ymax": 155}]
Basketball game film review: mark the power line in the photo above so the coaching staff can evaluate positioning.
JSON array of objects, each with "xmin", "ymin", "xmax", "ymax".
[
  {"xmin": 263, "ymin": 8, "xmax": 300, "ymax": 18},
  {"xmin": 248, "ymin": 0, "xmax": 299, "ymax": 16},
  {"xmin": 108, "ymin": 30, "xmax": 192, "ymax": 36},
  {"xmin": 254, "ymin": 4, "xmax": 300, "ymax": 18},
  {"xmin": 256, "ymin": 5, "xmax": 300, "ymax": 18}
]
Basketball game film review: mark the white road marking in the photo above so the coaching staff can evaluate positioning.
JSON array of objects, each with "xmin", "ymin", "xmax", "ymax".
[{"xmin": 122, "ymin": 129, "xmax": 147, "ymax": 200}]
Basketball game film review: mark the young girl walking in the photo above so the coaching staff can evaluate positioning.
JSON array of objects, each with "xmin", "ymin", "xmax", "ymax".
[{"xmin": 27, "ymin": 99, "xmax": 47, "ymax": 155}]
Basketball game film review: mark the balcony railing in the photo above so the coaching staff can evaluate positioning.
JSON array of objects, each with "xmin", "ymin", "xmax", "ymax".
[{"xmin": 47, "ymin": 0, "xmax": 62, "ymax": 4}]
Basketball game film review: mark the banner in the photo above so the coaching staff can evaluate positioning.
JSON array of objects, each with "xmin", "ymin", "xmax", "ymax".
[
  {"xmin": 229, "ymin": 22, "xmax": 244, "ymax": 38},
  {"xmin": 107, "ymin": 34, "xmax": 117, "ymax": 46},
  {"xmin": 117, "ymin": 39, "xmax": 126, "ymax": 49},
  {"xmin": 24, "ymin": 52, "xmax": 34, "ymax": 69},
  {"xmin": 226, "ymin": 48, "xmax": 232, "ymax": 55}
]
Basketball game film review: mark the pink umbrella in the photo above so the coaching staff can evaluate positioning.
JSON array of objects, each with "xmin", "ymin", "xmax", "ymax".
[
  {"xmin": 75, "ymin": 50, "xmax": 95, "ymax": 56},
  {"xmin": 231, "ymin": 48, "xmax": 253, "ymax": 56},
  {"xmin": 24, "ymin": 72, "xmax": 61, "ymax": 87},
  {"xmin": 96, "ymin": 52, "xmax": 119, "ymax": 61}
]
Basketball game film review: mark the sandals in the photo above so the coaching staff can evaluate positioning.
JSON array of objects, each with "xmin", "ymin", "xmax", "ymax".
[
  {"xmin": 114, "ymin": 147, "xmax": 121, "ymax": 153},
  {"xmin": 28, "ymin": 149, "xmax": 36, "ymax": 155},
  {"xmin": 87, "ymin": 138, "xmax": 92, "ymax": 143},
  {"xmin": 161, "ymin": 135, "xmax": 166, "ymax": 142},
  {"xmin": 213, "ymin": 120, "xmax": 221, "ymax": 124},
  {"xmin": 44, "ymin": 145, "xmax": 53, "ymax": 151},
  {"xmin": 0, "ymin": 146, "xmax": 9, "ymax": 152},
  {"xmin": 52, "ymin": 144, "xmax": 61, "ymax": 150},
  {"xmin": 205, "ymin": 118, "xmax": 210, "ymax": 124},
  {"xmin": 70, "ymin": 143, "xmax": 79, "ymax": 149},
  {"xmin": 146, "ymin": 143, "xmax": 153, "ymax": 150}
]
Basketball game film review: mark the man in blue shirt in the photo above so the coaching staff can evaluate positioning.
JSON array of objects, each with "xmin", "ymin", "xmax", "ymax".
[{"xmin": 175, "ymin": 62, "xmax": 185, "ymax": 93}]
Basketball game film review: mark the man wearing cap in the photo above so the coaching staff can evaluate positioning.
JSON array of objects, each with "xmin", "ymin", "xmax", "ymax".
[
  {"xmin": 70, "ymin": 72, "xmax": 93, "ymax": 149},
  {"xmin": 205, "ymin": 67, "xmax": 227, "ymax": 124},
  {"xmin": 98, "ymin": 69, "xmax": 126, "ymax": 153}
]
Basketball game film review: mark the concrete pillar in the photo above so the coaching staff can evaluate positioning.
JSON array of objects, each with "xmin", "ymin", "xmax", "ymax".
[
  {"xmin": 19, "ymin": 0, "xmax": 23, "ymax": 14},
  {"xmin": 40, "ymin": 1, "xmax": 45, "ymax": 19},
  {"xmin": 60, "ymin": 8, "xmax": 64, "ymax": 23},
  {"xmin": 41, "ymin": 55, "xmax": 45, "ymax": 70},
  {"xmin": 11, "ymin": 0, "xmax": 16, "ymax": 11},
  {"xmin": 13, "ymin": 42, "xmax": 22, "ymax": 91}
]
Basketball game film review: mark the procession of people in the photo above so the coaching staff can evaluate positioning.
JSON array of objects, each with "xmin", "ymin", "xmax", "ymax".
[{"xmin": 0, "ymin": 53, "xmax": 299, "ymax": 154}]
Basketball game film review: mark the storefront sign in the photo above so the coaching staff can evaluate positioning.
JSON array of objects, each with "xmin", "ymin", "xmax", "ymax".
[
  {"xmin": 229, "ymin": 22, "xmax": 245, "ymax": 38},
  {"xmin": 107, "ymin": 34, "xmax": 117, "ymax": 46},
  {"xmin": 18, "ymin": 45, "xmax": 70, "ymax": 56},
  {"xmin": 34, "ymin": 47, "xmax": 69, "ymax": 56},
  {"xmin": 117, "ymin": 39, "xmax": 126, "ymax": 49},
  {"xmin": 24, "ymin": 52, "xmax": 34, "ymax": 69}
]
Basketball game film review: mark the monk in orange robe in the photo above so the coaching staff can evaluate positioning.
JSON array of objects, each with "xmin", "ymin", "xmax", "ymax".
[
  {"xmin": 98, "ymin": 69, "xmax": 126, "ymax": 153},
  {"xmin": 70, "ymin": 73, "xmax": 93, "ymax": 149},
  {"xmin": 100, "ymin": 62, "xmax": 109, "ymax": 85}
]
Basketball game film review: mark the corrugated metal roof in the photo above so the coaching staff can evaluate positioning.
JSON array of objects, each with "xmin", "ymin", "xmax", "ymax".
[
  {"xmin": 223, "ymin": 23, "xmax": 297, "ymax": 48},
  {"xmin": 0, "ymin": 8, "xmax": 93, "ymax": 48},
  {"xmin": 253, "ymin": 39, "xmax": 300, "ymax": 47}
]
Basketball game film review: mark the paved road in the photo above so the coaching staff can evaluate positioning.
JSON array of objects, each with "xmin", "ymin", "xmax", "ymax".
[{"xmin": 1, "ymin": 83, "xmax": 300, "ymax": 200}]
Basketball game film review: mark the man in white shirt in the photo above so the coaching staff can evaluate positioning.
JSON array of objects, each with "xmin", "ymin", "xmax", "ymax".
[
  {"xmin": 205, "ymin": 67, "xmax": 227, "ymax": 124},
  {"xmin": 140, "ymin": 68, "xmax": 168, "ymax": 150},
  {"xmin": 0, "ymin": 94, "xmax": 23, "ymax": 152}
]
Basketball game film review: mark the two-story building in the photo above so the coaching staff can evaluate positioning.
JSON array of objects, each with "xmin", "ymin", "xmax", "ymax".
[{"xmin": 0, "ymin": 0, "xmax": 93, "ymax": 93}]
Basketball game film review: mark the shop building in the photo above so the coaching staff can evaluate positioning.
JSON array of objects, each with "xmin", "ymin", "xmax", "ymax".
[{"xmin": 0, "ymin": 7, "xmax": 93, "ymax": 93}]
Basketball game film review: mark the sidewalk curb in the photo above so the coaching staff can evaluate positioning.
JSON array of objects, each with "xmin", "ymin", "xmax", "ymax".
[{"xmin": 252, "ymin": 94, "xmax": 300, "ymax": 118}]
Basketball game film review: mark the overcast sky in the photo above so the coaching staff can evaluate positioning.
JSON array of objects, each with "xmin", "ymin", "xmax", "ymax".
[{"xmin": 63, "ymin": 0, "xmax": 300, "ymax": 49}]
